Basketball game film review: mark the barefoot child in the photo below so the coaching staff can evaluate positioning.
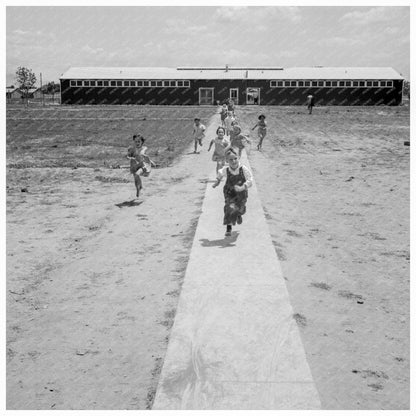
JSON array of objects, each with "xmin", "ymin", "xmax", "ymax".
[
  {"xmin": 224, "ymin": 111, "xmax": 235, "ymax": 137},
  {"xmin": 192, "ymin": 118, "xmax": 206, "ymax": 153},
  {"xmin": 220, "ymin": 104, "xmax": 228, "ymax": 127},
  {"xmin": 229, "ymin": 124, "xmax": 251, "ymax": 156},
  {"xmin": 127, "ymin": 134, "xmax": 152, "ymax": 198},
  {"xmin": 252, "ymin": 114, "xmax": 267, "ymax": 150},
  {"xmin": 212, "ymin": 147, "xmax": 253, "ymax": 236},
  {"xmin": 207, "ymin": 126, "xmax": 230, "ymax": 173}
]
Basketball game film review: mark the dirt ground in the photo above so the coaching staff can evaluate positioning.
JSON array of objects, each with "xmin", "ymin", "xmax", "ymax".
[{"xmin": 6, "ymin": 104, "xmax": 410, "ymax": 410}]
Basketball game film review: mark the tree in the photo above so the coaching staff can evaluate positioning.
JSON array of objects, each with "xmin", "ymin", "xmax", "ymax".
[
  {"xmin": 15, "ymin": 66, "xmax": 37, "ymax": 105},
  {"xmin": 403, "ymin": 80, "xmax": 410, "ymax": 99}
]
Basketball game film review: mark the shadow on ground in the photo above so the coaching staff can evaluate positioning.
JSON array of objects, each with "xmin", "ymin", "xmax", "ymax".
[
  {"xmin": 199, "ymin": 232, "xmax": 239, "ymax": 248},
  {"xmin": 115, "ymin": 200, "xmax": 144, "ymax": 208}
]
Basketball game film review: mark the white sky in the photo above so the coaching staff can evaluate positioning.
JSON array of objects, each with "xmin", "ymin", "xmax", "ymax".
[{"xmin": 5, "ymin": 4, "xmax": 410, "ymax": 86}]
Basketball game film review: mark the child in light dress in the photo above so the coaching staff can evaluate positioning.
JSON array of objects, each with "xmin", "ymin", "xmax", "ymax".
[
  {"xmin": 224, "ymin": 111, "xmax": 235, "ymax": 137},
  {"xmin": 126, "ymin": 134, "xmax": 153, "ymax": 198},
  {"xmin": 252, "ymin": 114, "xmax": 267, "ymax": 150},
  {"xmin": 192, "ymin": 117, "xmax": 206, "ymax": 153},
  {"xmin": 208, "ymin": 126, "xmax": 230, "ymax": 173}
]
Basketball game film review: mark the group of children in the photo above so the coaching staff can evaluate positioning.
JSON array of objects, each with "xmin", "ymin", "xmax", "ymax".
[{"xmin": 127, "ymin": 103, "xmax": 268, "ymax": 236}]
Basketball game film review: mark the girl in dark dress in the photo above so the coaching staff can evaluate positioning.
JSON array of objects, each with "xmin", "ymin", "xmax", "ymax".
[{"xmin": 212, "ymin": 147, "xmax": 253, "ymax": 236}]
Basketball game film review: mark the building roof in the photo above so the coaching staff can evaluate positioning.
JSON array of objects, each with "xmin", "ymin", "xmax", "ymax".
[{"xmin": 60, "ymin": 66, "xmax": 404, "ymax": 81}]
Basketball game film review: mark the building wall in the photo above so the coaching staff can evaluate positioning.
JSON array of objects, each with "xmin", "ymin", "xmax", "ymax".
[{"xmin": 60, "ymin": 79, "xmax": 403, "ymax": 106}]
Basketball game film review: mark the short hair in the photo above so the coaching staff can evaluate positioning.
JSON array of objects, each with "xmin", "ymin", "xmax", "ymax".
[
  {"xmin": 194, "ymin": 117, "xmax": 201, "ymax": 121},
  {"xmin": 225, "ymin": 147, "xmax": 239, "ymax": 158},
  {"xmin": 216, "ymin": 126, "xmax": 225, "ymax": 134}
]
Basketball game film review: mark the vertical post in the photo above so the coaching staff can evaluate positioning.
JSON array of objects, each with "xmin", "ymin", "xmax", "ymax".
[{"xmin": 40, "ymin": 72, "xmax": 44, "ymax": 106}]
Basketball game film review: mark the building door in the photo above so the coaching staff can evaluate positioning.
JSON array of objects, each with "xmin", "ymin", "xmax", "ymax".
[
  {"xmin": 230, "ymin": 88, "xmax": 238, "ymax": 105},
  {"xmin": 199, "ymin": 88, "xmax": 214, "ymax": 105},
  {"xmin": 246, "ymin": 87, "xmax": 260, "ymax": 105}
]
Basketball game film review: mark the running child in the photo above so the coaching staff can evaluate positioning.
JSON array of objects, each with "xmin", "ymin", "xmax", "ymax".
[
  {"xmin": 228, "ymin": 124, "xmax": 251, "ymax": 157},
  {"xmin": 207, "ymin": 126, "xmax": 230, "ymax": 173},
  {"xmin": 212, "ymin": 147, "xmax": 253, "ymax": 236},
  {"xmin": 220, "ymin": 104, "xmax": 228, "ymax": 127},
  {"xmin": 224, "ymin": 111, "xmax": 235, "ymax": 137},
  {"xmin": 127, "ymin": 134, "xmax": 153, "ymax": 198},
  {"xmin": 252, "ymin": 114, "xmax": 267, "ymax": 150},
  {"xmin": 192, "ymin": 118, "xmax": 206, "ymax": 153}
]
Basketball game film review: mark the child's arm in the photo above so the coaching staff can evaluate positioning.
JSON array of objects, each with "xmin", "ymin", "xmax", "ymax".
[
  {"xmin": 234, "ymin": 166, "xmax": 253, "ymax": 192},
  {"xmin": 212, "ymin": 167, "xmax": 225, "ymax": 188},
  {"xmin": 207, "ymin": 139, "xmax": 214, "ymax": 151},
  {"xmin": 251, "ymin": 123, "xmax": 258, "ymax": 130}
]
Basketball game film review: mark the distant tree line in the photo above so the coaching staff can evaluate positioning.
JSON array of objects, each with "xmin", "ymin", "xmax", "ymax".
[{"xmin": 403, "ymin": 80, "xmax": 410, "ymax": 99}]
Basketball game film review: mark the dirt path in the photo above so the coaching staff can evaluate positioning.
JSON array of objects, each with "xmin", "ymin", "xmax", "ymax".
[{"xmin": 6, "ymin": 116, "xmax": 217, "ymax": 410}]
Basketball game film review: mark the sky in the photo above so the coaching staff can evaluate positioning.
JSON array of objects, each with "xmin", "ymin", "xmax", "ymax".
[{"xmin": 5, "ymin": 5, "xmax": 411, "ymax": 86}]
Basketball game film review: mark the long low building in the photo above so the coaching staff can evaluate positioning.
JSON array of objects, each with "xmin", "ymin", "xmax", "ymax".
[{"xmin": 59, "ymin": 66, "xmax": 404, "ymax": 106}]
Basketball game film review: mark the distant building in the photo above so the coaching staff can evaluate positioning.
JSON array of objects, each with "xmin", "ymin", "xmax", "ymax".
[
  {"xmin": 60, "ymin": 66, "xmax": 404, "ymax": 106},
  {"xmin": 6, "ymin": 86, "xmax": 20, "ymax": 100}
]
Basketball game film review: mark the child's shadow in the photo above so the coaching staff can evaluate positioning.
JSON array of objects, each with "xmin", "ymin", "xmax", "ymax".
[
  {"xmin": 115, "ymin": 200, "xmax": 143, "ymax": 208},
  {"xmin": 200, "ymin": 232, "xmax": 239, "ymax": 248}
]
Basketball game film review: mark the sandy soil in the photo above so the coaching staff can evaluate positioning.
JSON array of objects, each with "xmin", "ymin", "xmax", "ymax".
[
  {"xmin": 6, "ymin": 140, "xmax": 211, "ymax": 409},
  {"xmin": 6, "ymin": 105, "xmax": 410, "ymax": 410},
  {"xmin": 239, "ymin": 105, "xmax": 410, "ymax": 410}
]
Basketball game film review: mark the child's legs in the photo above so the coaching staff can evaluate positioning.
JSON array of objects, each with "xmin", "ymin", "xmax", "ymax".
[
  {"xmin": 133, "ymin": 172, "xmax": 142, "ymax": 196},
  {"xmin": 194, "ymin": 139, "xmax": 198, "ymax": 152}
]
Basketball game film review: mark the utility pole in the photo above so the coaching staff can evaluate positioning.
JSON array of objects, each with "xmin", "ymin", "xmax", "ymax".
[{"xmin": 40, "ymin": 72, "xmax": 44, "ymax": 106}]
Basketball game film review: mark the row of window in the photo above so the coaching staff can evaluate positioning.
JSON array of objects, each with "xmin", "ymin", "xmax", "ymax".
[
  {"xmin": 270, "ymin": 80, "xmax": 394, "ymax": 88},
  {"xmin": 69, "ymin": 80, "xmax": 191, "ymax": 88},
  {"xmin": 69, "ymin": 79, "xmax": 395, "ymax": 89}
]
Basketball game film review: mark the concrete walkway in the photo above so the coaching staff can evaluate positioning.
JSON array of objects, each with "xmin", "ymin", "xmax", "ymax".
[{"xmin": 153, "ymin": 118, "xmax": 321, "ymax": 410}]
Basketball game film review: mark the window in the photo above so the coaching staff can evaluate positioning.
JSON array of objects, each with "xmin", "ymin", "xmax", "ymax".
[
  {"xmin": 380, "ymin": 81, "xmax": 386, "ymax": 87},
  {"xmin": 150, "ymin": 81, "xmax": 157, "ymax": 87},
  {"xmin": 339, "ymin": 81, "xmax": 345, "ymax": 87},
  {"xmin": 318, "ymin": 81, "xmax": 324, "ymax": 87},
  {"xmin": 284, "ymin": 81, "xmax": 290, "ymax": 87},
  {"xmin": 325, "ymin": 81, "xmax": 331, "ymax": 87},
  {"xmin": 97, "ymin": 80, "xmax": 103, "ymax": 86},
  {"xmin": 359, "ymin": 81, "xmax": 365, "ymax": 87},
  {"xmin": 90, "ymin": 81, "xmax": 96, "ymax": 87},
  {"xmin": 352, "ymin": 81, "xmax": 359, "ymax": 87},
  {"xmin": 345, "ymin": 81, "xmax": 351, "ymax": 87},
  {"xmin": 116, "ymin": 81, "xmax": 122, "ymax": 86},
  {"xmin": 373, "ymin": 81, "xmax": 379, "ymax": 87},
  {"xmin": 70, "ymin": 80, "xmax": 76, "ymax": 86},
  {"xmin": 184, "ymin": 80, "xmax": 190, "ymax": 87},
  {"xmin": 290, "ymin": 81, "xmax": 297, "ymax": 87},
  {"xmin": 277, "ymin": 81, "xmax": 283, "ymax": 87},
  {"xmin": 155, "ymin": 80, "xmax": 162, "ymax": 87},
  {"xmin": 304, "ymin": 81, "xmax": 310, "ymax": 87},
  {"xmin": 387, "ymin": 81, "xmax": 393, "ymax": 87},
  {"xmin": 76, "ymin": 80, "xmax": 82, "ymax": 86},
  {"xmin": 123, "ymin": 81, "xmax": 129, "ymax": 86},
  {"xmin": 312, "ymin": 81, "xmax": 318, "ymax": 87},
  {"xmin": 169, "ymin": 80, "xmax": 176, "ymax": 87},
  {"xmin": 84, "ymin": 80, "xmax": 90, "ymax": 86},
  {"xmin": 130, "ymin": 81, "xmax": 136, "ymax": 87},
  {"xmin": 177, "ymin": 80, "xmax": 184, "ymax": 87},
  {"xmin": 331, "ymin": 81, "xmax": 338, "ymax": 87},
  {"xmin": 103, "ymin": 80, "xmax": 109, "ymax": 86},
  {"xmin": 143, "ymin": 80, "xmax": 150, "ymax": 87},
  {"xmin": 110, "ymin": 81, "xmax": 116, "ymax": 86},
  {"xmin": 270, "ymin": 81, "xmax": 277, "ymax": 87},
  {"xmin": 163, "ymin": 81, "xmax": 170, "ymax": 87},
  {"xmin": 137, "ymin": 80, "xmax": 143, "ymax": 87},
  {"xmin": 298, "ymin": 81, "xmax": 304, "ymax": 87},
  {"xmin": 367, "ymin": 81, "xmax": 373, "ymax": 87}
]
